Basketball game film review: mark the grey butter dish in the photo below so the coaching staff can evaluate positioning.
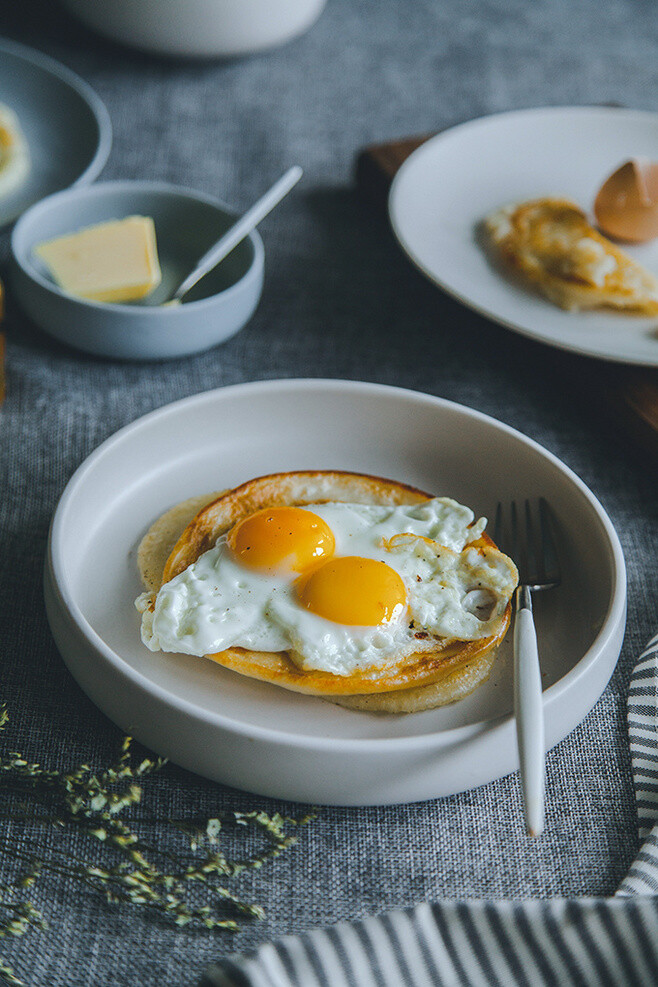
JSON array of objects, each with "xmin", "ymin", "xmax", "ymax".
[{"xmin": 10, "ymin": 180, "xmax": 264, "ymax": 360}]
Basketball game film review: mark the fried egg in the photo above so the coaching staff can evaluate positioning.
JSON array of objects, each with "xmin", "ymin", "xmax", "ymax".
[{"xmin": 137, "ymin": 498, "xmax": 517, "ymax": 677}]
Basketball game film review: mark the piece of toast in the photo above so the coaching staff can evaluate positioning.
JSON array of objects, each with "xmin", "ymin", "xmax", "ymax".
[
  {"xmin": 137, "ymin": 472, "xmax": 516, "ymax": 714},
  {"xmin": 484, "ymin": 197, "xmax": 658, "ymax": 313}
]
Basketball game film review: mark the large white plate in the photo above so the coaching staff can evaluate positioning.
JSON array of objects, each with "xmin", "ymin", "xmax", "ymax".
[
  {"xmin": 389, "ymin": 106, "xmax": 658, "ymax": 366},
  {"xmin": 0, "ymin": 38, "xmax": 111, "ymax": 226},
  {"xmin": 45, "ymin": 380, "xmax": 626, "ymax": 805}
]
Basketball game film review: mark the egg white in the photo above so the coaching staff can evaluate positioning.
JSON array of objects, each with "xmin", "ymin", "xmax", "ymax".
[{"xmin": 137, "ymin": 497, "xmax": 516, "ymax": 676}]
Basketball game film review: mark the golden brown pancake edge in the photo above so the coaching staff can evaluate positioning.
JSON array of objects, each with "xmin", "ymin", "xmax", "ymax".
[{"xmin": 138, "ymin": 471, "xmax": 514, "ymax": 714}]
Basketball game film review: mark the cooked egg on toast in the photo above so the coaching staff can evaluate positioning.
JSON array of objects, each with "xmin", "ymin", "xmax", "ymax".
[
  {"xmin": 484, "ymin": 196, "xmax": 658, "ymax": 314},
  {"xmin": 135, "ymin": 471, "xmax": 518, "ymax": 714}
]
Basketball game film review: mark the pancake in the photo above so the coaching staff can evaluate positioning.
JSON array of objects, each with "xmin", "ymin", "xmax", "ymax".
[
  {"xmin": 138, "ymin": 490, "xmax": 227, "ymax": 594},
  {"xmin": 137, "ymin": 471, "xmax": 516, "ymax": 713}
]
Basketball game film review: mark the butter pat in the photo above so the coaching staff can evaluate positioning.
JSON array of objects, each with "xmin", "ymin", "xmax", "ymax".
[{"xmin": 35, "ymin": 216, "xmax": 162, "ymax": 303}]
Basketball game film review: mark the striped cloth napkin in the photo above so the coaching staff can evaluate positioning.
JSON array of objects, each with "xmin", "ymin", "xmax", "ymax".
[{"xmin": 202, "ymin": 635, "xmax": 658, "ymax": 987}]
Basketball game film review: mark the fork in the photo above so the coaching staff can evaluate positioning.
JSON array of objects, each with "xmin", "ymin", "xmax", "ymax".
[{"xmin": 494, "ymin": 498, "xmax": 561, "ymax": 837}]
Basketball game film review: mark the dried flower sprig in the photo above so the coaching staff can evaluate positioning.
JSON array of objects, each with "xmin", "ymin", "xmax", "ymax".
[{"xmin": 0, "ymin": 704, "xmax": 314, "ymax": 985}]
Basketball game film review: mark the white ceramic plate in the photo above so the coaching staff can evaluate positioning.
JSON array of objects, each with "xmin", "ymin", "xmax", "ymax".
[
  {"xmin": 45, "ymin": 380, "xmax": 626, "ymax": 805},
  {"xmin": 389, "ymin": 106, "xmax": 658, "ymax": 366},
  {"xmin": 0, "ymin": 38, "xmax": 111, "ymax": 226}
]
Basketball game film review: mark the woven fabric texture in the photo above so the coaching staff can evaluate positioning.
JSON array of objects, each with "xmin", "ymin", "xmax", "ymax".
[
  {"xmin": 202, "ymin": 632, "xmax": 658, "ymax": 986},
  {"xmin": 1, "ymin": 0, "xmax": 658, "ymax": 984}
]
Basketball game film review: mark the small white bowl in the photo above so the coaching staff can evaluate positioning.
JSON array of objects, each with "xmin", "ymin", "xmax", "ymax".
[
  {"xmin": 10, "ymin": 180, "xmax": 264, "ymax": 360},
  {"xmin": 61, "ymin": 0, "xmax": 327, "ymax": 58}
]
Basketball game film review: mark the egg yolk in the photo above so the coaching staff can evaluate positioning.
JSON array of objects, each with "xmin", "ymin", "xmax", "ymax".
[
  {"xmin": 296, "ymin": 556, "xmax": 407, "ymax": 626},
  {"xmin": 227, "ymin": 507, "xmax": 335, "ymax": 574}
]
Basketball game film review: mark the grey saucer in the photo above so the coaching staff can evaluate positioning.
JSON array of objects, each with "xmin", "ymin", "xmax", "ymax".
[
  {"xmin": 10, "ymin": 180, "xmax": 264, "ymax": 360},
  {"xmin": 0, "ymin": 37, "xmax": 111, "ymax": 226}
]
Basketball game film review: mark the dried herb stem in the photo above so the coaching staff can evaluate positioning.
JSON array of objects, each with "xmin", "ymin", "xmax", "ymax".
[{"xmin": 0, "ymin": 704, "xmax": 314, "ymax": 985}]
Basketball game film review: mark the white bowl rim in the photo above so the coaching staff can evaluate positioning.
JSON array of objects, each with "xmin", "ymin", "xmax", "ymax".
[
  {"xmin": 0, "ymin": 37, "xmax": 112, "ymax": 195},
  {"xmin": 48, "ymin": 378, "xmax": 627, "ymax": 752},
  {"xmin": 11, "ymin": 179, "xmax": 264, "ymax": 316}
]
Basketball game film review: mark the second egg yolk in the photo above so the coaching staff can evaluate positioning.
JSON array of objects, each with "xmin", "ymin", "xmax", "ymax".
[
  {"xmin": 227, "ymin": 507, "xmax": 335, "ymax": 574},
  {"xmin": 296, "ymin": 556, "xmax": 407, "ymax": 626}
]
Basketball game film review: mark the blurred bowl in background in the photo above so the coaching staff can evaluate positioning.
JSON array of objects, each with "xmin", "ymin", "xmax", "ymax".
[
  {"xmin": 0, "ymin": 38, "xmax": 111, "ymax": 227},
  {"xmin": 60, "ymin": 0, "xmax": 327, "ymax": 58}
]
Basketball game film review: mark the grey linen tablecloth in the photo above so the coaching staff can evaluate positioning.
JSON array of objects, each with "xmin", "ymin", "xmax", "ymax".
[
  {"xmin": 202, "ymin": 634, "xmax": 658, "ymax": 986},
  {"xmin": 1, "ymin": 0, "xmax": 658, "ymax": 984}
]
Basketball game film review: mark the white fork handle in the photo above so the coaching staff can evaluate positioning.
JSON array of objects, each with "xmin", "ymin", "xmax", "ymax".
[{"xmin": 513, "ymin": 591, "xmax": 546, "ymax": 837}]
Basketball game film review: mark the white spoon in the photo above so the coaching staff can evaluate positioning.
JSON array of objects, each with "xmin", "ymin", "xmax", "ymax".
[{"xmin": 171, "ymin": 165, "xmax": 303, "ymax": 302}]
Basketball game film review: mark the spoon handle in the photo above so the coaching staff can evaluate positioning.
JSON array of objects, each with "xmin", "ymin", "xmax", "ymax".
[{"xmin": 173, "ymin": 165, "xmax": 303, "ymax": 301}]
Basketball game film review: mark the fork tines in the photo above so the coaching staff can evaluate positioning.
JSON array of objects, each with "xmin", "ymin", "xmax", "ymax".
[{"xmin": 494, "ymin": 498, "xmax": 561, "ymax": 591}]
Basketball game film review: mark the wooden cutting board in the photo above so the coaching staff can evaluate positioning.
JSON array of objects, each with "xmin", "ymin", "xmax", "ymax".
[{"xmin": 355, "ymin": 134, "xmax": 658, "ymax": 461}]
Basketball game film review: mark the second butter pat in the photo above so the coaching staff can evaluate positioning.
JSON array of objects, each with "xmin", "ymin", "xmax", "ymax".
[{"xmin": 35, "ymin": 216, "xmax": 162, "ymax": 303}]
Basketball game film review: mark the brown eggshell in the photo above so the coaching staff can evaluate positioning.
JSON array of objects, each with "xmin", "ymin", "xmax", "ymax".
[{"xmin": 594, "ymin": 158, "xmax": 658, "ymax": 243}]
